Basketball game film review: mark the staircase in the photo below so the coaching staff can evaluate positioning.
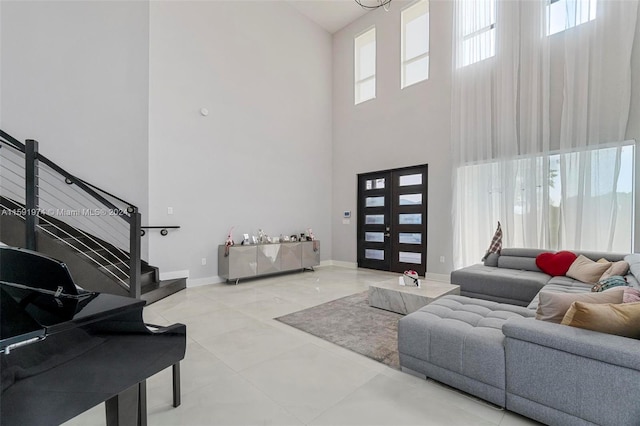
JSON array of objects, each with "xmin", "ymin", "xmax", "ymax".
[{"xmin": 0, "ymin": 130, "xmax": 185, "ymax": 303}]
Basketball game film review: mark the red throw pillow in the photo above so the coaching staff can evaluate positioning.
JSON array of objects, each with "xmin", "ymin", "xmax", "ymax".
[{"xmin": 536, "ymin": 251, "xmax": 578, "ymax": 276}]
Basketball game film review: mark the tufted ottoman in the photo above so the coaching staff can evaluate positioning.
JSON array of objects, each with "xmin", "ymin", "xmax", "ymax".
[{"xmin": 398, "ymin": 295, "xmax": 535, "ymax": 407}]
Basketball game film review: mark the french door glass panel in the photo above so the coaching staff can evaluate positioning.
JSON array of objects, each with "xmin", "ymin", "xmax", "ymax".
[
  {"xmin": 399, "ymin": 233, "xmax": 422, "ymax": 244},
  {"xmin": 399, "ymin": 251, "xmax": 422, "ymax": 264},
  {"xmin": 366, "ymin": 196, "xmax": 385, "ymax": 207},
  {"xmin": 366, "ymin": 178, "xmax": 386, "ymax": 190},
  {"xmin": 365, "ymin": 215, "xmax": 385, "ymax": 224},
  {"xmin": 365, "ymin": 249, "xmax": 385, "ymax": 260},
  {"xmin": 399, "ymin": 174, "xmax": 422, "ymax": 186},
  {"xmin": 399, "ymin": 213, "xmax": 422, "ymax": 224},
  {"xmin": 399, "ymin": 193, "xmax": 422, "ymax": 205},
  {"xmin": 365, "ymin": 232, "xmax": 385, "ymax": 242}
]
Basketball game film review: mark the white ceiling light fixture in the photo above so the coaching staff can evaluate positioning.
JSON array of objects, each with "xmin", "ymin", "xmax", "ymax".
[{"xmin": 355, "ymin": 0, "xmax": 392, "ymax": 11}]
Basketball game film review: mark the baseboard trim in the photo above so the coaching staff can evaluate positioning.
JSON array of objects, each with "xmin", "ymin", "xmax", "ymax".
[
  {"xmin": 326, "ymin": 260, "xmax": 358, "ymax": 269},
  {"xmin": 187, "ymin": 276, "xmax": 224, "ymax": 287},
  {"xmin": 159, "ymin": 270, "xmax": 190, "ymax": 281}
]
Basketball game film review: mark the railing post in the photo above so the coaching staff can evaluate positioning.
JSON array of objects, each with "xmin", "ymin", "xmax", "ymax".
[
  {"xmin": 25, "ymin": 139, "xmax": 39, "ymax": 251},
  {"xmin": 129, "ymin": 210, "xmax": 142, "ymax": 299},
  {"xmin": 128, "ymin": 210, "xmax": 142, "ymax": 299}
]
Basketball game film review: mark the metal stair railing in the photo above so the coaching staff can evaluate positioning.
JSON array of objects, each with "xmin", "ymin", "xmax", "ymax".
[{"xmin": 0, "ymin": 129, "xmax": 142, "ymax": 298}]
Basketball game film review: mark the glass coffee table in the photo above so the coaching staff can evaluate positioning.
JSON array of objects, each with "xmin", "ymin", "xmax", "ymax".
[{"xmin": 368, "ymin": 278, "xmax": 460, "ymax": 315}]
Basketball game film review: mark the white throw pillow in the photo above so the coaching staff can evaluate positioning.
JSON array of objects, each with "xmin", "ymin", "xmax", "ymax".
[{"xmin": 566, "ymin": 255, "xmax": 611, "ymax": 284}]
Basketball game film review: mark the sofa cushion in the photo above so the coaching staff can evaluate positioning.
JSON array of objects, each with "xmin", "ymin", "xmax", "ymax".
[
  {"xmin": 624, "ymin": 254, "xmax": 640, "ymax": 288},
  {"xmin": 535, "ymin": 251, "xmax": 577, "ymax": 276},
  {"xmin": 497, "ymin": 248, "xmax": 549, "ymax": 272},
  {"xmin": 398, "ymin": 295, "xmax": 534, "ymax": 391},
  {"xmin": 546, "ymin": 276, "xmax": 592, "ymax": 288},
  {"xmin": 620, "ymin": 288, "xmax": 640, "ymax": 303},
  {"xmin": 600, "ymin": 261, "xmax": 630, "ymax": 280},
  {"xmin": 574, "ymin": 251, "xmax": 628, "ymax": 262},
  {"xmin": 451, "ymin": 264, "xmax": 550, "ymax": 306},
  {"xmin": 484, "ymin": 252, "xmax": 499, "ymax": 267},
  {"xmin": 526, "ymin": 278, "xmax": 593, "ymax": 310},
  {"xmin": 499, "ymin": 248, "xmax": 549, "ymax": 258},
  {"xmin": 535, "ymin": 288, "xmax": 624, "ymax": 323},
  {"xmin": 566, "ymin": 255, "xmax": 611, "ymax": 284},
  {"xmin": 561, "ymin": 301, "xmax": 640, "ymax": 339},
  {"xmin": 498, "ymin": 256, "xmax": 540, "ymax": 272},
  {"xmin": 625, "ymin": 273, "xmax": 640, "ymax": 289}
]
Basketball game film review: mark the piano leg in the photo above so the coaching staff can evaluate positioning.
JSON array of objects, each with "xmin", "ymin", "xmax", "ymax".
[
  {"xmin": 105, "ymin": 381, "xmax": 148, "ymax": 426},
  {"xmin": 172, "ymin": 362, "xmax": 181, "ymax": 407},
  {"xmin": 138, "ymin": 380, "xmax": 147, "ymax": 426}
]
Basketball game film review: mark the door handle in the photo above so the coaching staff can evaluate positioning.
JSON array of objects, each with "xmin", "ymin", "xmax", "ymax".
[{"xmin": 384, "ymin": 233, "xmax": 390, "ymax": 237}]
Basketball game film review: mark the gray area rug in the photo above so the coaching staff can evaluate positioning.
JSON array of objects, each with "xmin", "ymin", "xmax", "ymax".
[{"xmin": 275, "ymin": 291, "xmax": 403, "ymax": 369}]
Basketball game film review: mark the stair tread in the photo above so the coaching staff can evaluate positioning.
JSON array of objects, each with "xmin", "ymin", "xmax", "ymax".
[{"xmin": 141, "ymin": 278, "xmax": 186, "ymax": 304}]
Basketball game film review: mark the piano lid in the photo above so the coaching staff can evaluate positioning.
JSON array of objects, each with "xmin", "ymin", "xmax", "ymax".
[
  {"xmin": 0, "ymin": 246, "xmax": 82, "ymax": 296},
  {"xmin": 0, "ymin": 246, "xmax": 144, "ymax": 353}
]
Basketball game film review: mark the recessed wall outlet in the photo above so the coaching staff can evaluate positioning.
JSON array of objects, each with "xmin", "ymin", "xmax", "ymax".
[
  {"xmin": 439, "ymin": 256, "xmax": 445, "ymax": 263},
  {"xmin": 201, "ymin": 258, "xmax": 207, "ymax": 265},
  {"xmin": 167, "ymin": 207, "xmax": 173, "ymax": 215}
]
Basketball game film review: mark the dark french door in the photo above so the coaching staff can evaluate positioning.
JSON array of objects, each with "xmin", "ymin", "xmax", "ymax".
[{"xmin": 357, "ymin": 165, "xmax": 428, "ymax": 276}]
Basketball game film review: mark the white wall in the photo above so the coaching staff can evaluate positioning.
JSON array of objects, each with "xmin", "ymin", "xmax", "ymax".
[
  {"xmin": 0, "ymin": 1, "xmax": 150, "ymax": 219},
  {"xmin": 148, "ymin": 1, "xmax": 333, "ymax": 283},
  {"xmin": 332, "ymin": 0, "xmax": 454, "ymax": 276}
]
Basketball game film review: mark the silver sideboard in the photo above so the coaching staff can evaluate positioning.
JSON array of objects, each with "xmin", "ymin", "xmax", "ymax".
[{"xmin": 218, "ymin": 241, "xmax": 320, "ymax": 282}]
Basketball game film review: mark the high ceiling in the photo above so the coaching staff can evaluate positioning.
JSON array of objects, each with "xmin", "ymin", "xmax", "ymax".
[{"xmin": 286, "ymin": 0, "xmax": 370, "ymax": 34}]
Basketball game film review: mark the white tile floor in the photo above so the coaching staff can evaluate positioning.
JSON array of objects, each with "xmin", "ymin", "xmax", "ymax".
[{"xmin": 64, "ymin": 266, "xmax": 540, "ymax": 426}]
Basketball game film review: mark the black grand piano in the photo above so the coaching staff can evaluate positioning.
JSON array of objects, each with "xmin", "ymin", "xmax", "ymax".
[{"xmin": 0, "ymin": 246, "xmax": 186, "ymax": 425}]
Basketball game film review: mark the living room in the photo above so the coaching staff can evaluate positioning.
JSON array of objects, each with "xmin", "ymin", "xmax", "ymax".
[{"xmin": 1, "ymin": 0, "xmax": 639, "ymax": 425}]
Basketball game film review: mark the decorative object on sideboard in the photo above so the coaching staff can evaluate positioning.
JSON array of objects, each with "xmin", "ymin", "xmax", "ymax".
[
  {"xmin": 224, "ymin": 226, "xmax": 235, "ymax": 256},
  {"xmin": 225, "ymin": 226, "xmax": 235, "ymax": 246},
  {"xmin": 229, "ymin": 229, "xmax": 319, "ymax": 246}
]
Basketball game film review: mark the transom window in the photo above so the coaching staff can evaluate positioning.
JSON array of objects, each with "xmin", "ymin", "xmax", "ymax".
[
  {"xmin": 354, "ymin": 27, "xmax": 376, "ymax": 105},
  {"xmin": 458, "ymin": 0, "xmax": 496, "ymax": 68},
  {"xmin": 401, "ymin": 0, "xmax": 429, "ymax": 88},
  {"xmin": 547, "ymin": 0, "xmax": 597, "ymax": 36}
]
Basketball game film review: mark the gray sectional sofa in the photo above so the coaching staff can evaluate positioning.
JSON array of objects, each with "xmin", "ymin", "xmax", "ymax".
[
  {"xmin": 450, "ymin": 248, "xmax": 632, "ymax": 307},
  {"xmin": 398, "ymin": 249, "xmax": 640, "ymax": 426}
]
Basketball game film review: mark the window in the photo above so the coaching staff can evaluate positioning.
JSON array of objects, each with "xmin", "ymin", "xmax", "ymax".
[
  {"xmin": 547, "ymin": 0, "xmax": 597, "ymax": 36},
  {"xmin": 401, "ymin": 0, "xmax": 429, "ymax": 88},
  {"xmin": 458, "ymin": 0, "xmax": 496, "ymax": 68},
  {"xmin": 355, "ymin": 27, "xmax": 376, "ymax": 104},
  {"xmin": 455, "ymin": 141, "xmax": 635, "ymax": 267}
]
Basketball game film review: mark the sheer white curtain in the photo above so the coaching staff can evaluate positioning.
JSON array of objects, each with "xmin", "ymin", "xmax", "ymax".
[{"xmin": 452, "ymin": 0, "xmax": 638, "ymax": 268}]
